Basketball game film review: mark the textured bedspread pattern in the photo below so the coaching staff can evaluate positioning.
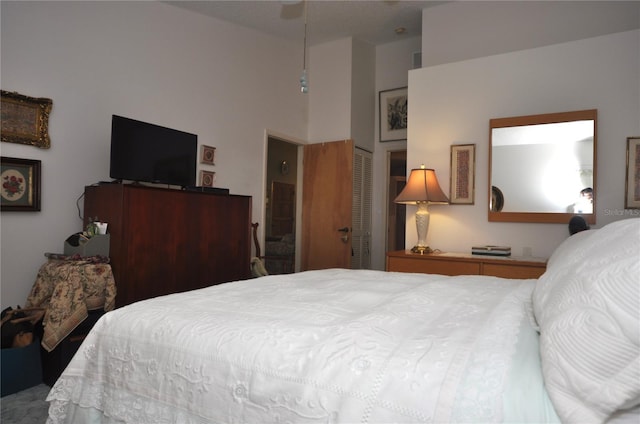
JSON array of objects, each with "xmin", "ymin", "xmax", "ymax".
[{"xmin": 46, "ymin": 270, "xmax": 555, "ymax": 423}]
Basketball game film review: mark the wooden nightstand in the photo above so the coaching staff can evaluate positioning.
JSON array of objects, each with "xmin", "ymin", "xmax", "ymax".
[{"xmin": 386, "ymin": 250, "xmax": 547, "ymax": 279}]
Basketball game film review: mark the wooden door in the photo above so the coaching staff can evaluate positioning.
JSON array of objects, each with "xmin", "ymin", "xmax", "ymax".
[{"xmin": 301, "ymin": 139, "xmax": 353, "ymax": 270}]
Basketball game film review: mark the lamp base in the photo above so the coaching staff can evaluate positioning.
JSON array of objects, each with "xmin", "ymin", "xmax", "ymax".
[{"xmin": 411, "ymin": 245, "xmax": 434, "ymax": 255}]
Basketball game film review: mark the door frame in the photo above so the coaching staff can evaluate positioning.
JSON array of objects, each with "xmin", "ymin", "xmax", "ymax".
[
  {"xmin": 263, "ymin": 130, "xmax": 304, "ymax": 272},
  {"xmin": 385, "ymin": 149, "xmax": 408, "ymax": 253}
]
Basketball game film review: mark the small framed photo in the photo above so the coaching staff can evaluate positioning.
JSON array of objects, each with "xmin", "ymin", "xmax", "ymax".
[
  {"xmin": 200, "ymin": 170, "xmax": 216, "ymax": 187},
  {"xmin": 379, "ymin": 87, "xmax": 407, "ymax": 142},
  {"xmin": 200, "ymin": 145, "xmax": 216, "ymax": 165},
  {"xmin": 1, "ymin": 90, "xmax": 52, "ymax": 149},
  {"xmin": 1, "ymin": 156, "xmax": 41, "ymax": 211},
  {"xmin": 450, "ymin": 144, "xmax": 475, "ymax": 205},
  {"xmin": 625, "ymin": 136, "xmax": 640, "ymax": 209}
]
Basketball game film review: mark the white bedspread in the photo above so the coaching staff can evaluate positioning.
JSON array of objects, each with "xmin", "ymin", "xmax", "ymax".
[{"xmin": 46, "ymin": 269, "xmax": 559, "ymax": 423}]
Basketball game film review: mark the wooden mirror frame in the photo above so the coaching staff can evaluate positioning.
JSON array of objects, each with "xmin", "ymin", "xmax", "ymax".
[{"xmin": 488, "ymin": 109, "xmax": 597, "ymax": 224}]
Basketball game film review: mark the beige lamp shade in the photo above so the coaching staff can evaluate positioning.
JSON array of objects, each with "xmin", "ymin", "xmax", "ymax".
[{"xmin": 394, "ymin": 167, "xmax": 449, "ymax": 204}]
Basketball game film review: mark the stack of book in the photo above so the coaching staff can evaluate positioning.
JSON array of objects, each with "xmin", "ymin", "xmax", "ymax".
[{"xmin": 471, "ymin": 245, "xmax": 511, "ymax": 256}]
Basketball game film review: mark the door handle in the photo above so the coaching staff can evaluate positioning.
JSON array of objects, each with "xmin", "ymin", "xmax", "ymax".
[{"xmin": 338, "ymin": 227, "xmax": 349, "ymax": 243}]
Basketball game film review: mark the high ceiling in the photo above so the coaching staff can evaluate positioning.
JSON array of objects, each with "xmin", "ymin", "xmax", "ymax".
[{"xmin": 165, "ymin": 1, "xmax": 445, "ymax": 46}]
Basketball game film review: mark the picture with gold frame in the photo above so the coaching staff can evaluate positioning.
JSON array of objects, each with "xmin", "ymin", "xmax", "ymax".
[
  {"xmin": 1, "ymin": 90, "xmax": 52, "ymax": 149},
  {"xmin": 625, "ymin": 136, "xmax": 640, "ymax": 209},
  {"xmin": 450, "ymin": 144, "xmax": 475, "ymax": 205},
  {"xmin": 1, "ymin": 156, "xmax": 41, "ymax": 211}
]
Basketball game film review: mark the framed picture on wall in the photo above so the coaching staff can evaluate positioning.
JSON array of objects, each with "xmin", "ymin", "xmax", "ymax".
[
  {"xmin": 625, "ymin": 136, "xmax": 640, "ymax": 209},
  {"xmin": 1, "ymin": 156, "xmax": 41, "ymax": 211},
  {"xmin": 379, "ymin": 87, "xmax": 407, "ymax": 142},
  {"xmin": 200, "ymin": 145, "xmax": 216, "ymax": 165},
  {"xmin": 0, "ymin": 90, "xmax": 52, "ymax": 149},
  {"xmin": 449, "ymin": 144, "xmax": 475, "ymax": 205},
  {"xmin": 200, "ymin": 170, "xmax": 216, "ymax": 187}
]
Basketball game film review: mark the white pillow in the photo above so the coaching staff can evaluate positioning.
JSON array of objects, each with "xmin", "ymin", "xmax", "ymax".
[
  {"xmin": 533, "ymin": 218, "xmax": 640, "ymax": 423},
  {"xmin": 545, "ymin": 229, "xmax": 596, "ymax": 270}
]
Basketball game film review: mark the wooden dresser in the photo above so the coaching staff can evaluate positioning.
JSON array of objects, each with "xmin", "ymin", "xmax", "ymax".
[
  {"xmin": 386, "ymin": 250, "xmax": 547, "ymax": 279},
  {"xmin": 84, "ymin": 184, "xmax": 252, "ymax": 307}
]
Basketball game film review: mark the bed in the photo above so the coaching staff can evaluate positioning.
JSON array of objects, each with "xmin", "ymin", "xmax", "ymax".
[{"xmin": 46, "ymin": 218, "xmax": 639, "ymax": 423}]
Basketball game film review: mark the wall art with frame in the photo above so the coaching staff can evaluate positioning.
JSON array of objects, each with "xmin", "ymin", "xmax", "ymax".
[
  {"xmin": 200, "ymin": 170, "xmax": 216, "ymax": 187},
  {"xmin": 200, "ymin": 145, "xmax": 216, "ymax": 165},
  {"xmin": 449, "ymin": 144, "xmax": 475, "ymax": 205},
  {"xmin": 625, "ymin": 136, "xmax": 640, "ymax": 209},
  {"xmin": 379, "ymin": 87, "xmax": 407, "ymax": 142},
  {"xmin": 1, "ymin": 156, "xmax": 41, "ymax": 211},
  {"xmin": 1, "ymin": 90, "xmax": 52, "ymax": 149}
]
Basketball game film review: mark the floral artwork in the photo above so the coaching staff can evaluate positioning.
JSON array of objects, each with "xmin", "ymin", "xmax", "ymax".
[
  {"xmin": 0, "ymin": 157, "xmax": 41, "ymax": 211},
  {"xmin": 2, "ymin": 170, "xmax": 25, "ymax": 199}
]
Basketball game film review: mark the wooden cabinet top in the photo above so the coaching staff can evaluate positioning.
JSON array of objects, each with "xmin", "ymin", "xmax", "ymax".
[
  {"xmin": 386, "ymin": 250, "xmax": 547, "ymax": 267},
  {"xmin": 85, "ymin": 183, "xmax": 250, "ymax": 199},
  {"xmin": 386, "ymin": 250, "xmax": 547, "ymax": 279}
]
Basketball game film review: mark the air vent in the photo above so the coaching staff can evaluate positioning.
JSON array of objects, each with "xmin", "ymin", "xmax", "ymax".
[{"xmin": 412, "ymin": 51, "xmax": 422, "ymax": 69}]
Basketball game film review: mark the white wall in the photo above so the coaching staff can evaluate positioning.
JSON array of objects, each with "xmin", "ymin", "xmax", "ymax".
[
  {"xmin": 307, "ymin": 37, "xmax": 375, "ymax": 151},
  {"xmin": 421, "ymin": 1, "xmax": 640, "ymax": 67},
  {"xmin": 0, "ymin": 1, "xmax": 307, "ymax": 308},
  {"xmin": 307, "ymin": 38, "xmax": 352, "ymax": 142},
  {"xmin": 370, "ymin": 36, "xmax": 421, "ymax": 270},
  {"xmin": 408, "ymin": 30, "xmax": 640, "ymax": 259},
  {"xmin": 350, "ymin": 38, "xmax": 375, "ymax": 153}
]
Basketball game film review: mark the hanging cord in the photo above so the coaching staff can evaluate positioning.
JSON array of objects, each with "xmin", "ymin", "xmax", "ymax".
[
  {"xmin": 303, "ymin": 0, "xmax": 307, "ymax": 71},
  {"xmin": 300, "ymin": 0, "xmax": 309, "ymax": 93}
]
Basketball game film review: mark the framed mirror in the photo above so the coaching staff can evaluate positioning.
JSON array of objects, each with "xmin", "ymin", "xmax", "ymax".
[{"xmin": 489, "ymin": 109, "xmax": 597, "ymax": 224}]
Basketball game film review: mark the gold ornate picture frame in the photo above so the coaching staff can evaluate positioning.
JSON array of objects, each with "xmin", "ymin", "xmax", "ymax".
[
  {"xmin": 625, "ymin": 136, "xmax": 640, "ymax": 209},
  {"xmin": 1, "ymin": 90, "xmax": 52, "ymax": 149},
  {"xmin": 1, "ymin": 156, "xmax": 41, "ymax": 211},
  {"xmin": 450, "ymin": 144, "xmax": 476, "ymax": 205}
]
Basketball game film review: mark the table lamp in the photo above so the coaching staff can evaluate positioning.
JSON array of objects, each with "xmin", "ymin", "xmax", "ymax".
[{"xmin": 394, "ymin": 165, "xmax": 449, "ymax": 254}]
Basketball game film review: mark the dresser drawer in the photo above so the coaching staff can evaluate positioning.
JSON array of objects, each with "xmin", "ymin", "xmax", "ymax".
[
  {"xmin": 387, "ymin": 250, "xmax": 547, "ymax": 279},
  {"xmin": 482, "ymin": 263, "xmax": 546, "ymax": 279},
  {"xmin": 387, "ymin": 255, "xmax": 480, "ymax": 275}
]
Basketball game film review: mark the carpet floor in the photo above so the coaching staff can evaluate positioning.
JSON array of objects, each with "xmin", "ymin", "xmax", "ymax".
[{"xmin": 1, "ymin": 384, "xmax": 50, "ymax": 424}]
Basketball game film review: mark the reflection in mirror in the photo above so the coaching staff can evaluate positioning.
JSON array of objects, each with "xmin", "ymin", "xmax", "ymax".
[{"xmin": 489, "ymin": 109, "xmax": 597, "ymax": 224}]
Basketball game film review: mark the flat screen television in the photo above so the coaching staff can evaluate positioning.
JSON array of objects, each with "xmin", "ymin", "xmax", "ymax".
[{"xmin": 109, "ymin": 115, "xmax": 197, "ymax": 187}]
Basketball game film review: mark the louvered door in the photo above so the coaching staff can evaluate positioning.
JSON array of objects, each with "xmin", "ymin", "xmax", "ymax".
[{"xmin": 351, "ymin": 148, "xmax": 373, "ymax": 269}]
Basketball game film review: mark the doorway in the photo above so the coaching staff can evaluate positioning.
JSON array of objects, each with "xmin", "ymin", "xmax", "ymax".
[
  {"xmin": 265, "ymin": 136, "xmax": 299, "ymax": 274},
  {"xmin": 387, "ymin": 150, "xmax": 407, "ymax": 252}
]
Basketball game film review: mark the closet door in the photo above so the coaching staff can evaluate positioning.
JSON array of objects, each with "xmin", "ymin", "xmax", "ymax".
[
  {"xmin": 351, "ymin": 148, "xmax": 372, "ymax": 269},
  {"xmin": 301, "ymin": 140, "xmax": 353, "ymax": 270}
]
